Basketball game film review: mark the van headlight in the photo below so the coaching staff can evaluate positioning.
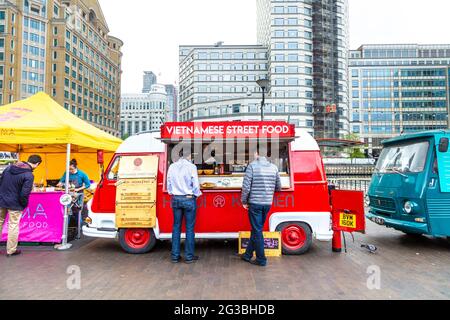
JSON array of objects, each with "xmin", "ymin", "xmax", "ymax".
[{"xmin": 404, "ymin": 201, "xmax": 415, "ymax": 214}]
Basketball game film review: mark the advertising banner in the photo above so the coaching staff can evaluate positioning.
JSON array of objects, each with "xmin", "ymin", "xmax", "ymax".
[{"xmin": 1, "ymin": 192, "xmax": 64, "ymax": 243}]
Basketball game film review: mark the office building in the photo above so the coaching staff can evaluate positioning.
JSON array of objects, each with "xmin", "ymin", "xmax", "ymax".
[
  {"xmin": 0, "ymin": 0, "xmax": 123, "ymax": 136},
  {"xmin": 142, "ymin": 71, "xmax": 157, "ymax": 93},
  {"xmin": 164, "ymin": 83, "xmax": 178, "ymax": 121},
  {"xmin": 120, "ymin": 84, "xmax": 169, "ymax": 138},
  {"xmin": 349, "ymin": 44, "xmax": 450, "ymax": 156},
  {"xmin": 179, "ymin": 0, "xmax": 349, "ymax": 138}
]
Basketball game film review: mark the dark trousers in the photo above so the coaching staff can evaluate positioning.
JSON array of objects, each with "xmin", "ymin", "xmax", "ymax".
[
  {"xmin": 171, "ymin": 196, "xmax": 197, "ymax": 261},
  {"xmin": 244, "ymin": 204, "xmax": 271, "ymax": 266}
]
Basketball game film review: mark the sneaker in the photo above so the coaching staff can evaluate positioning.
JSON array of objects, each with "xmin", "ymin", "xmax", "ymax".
[
  {"xmin": 6, "ymin": 250, "xmax": 22, "ymax": 258},
  {"xmin": 171, "ymin": 257, "xmax": 181, "ymax": 264},
  {"xmin": 249, "ymin": 260, "xmax": 267, "ymax": 267},
  {"xmin": 239, "ymin": 255, "xmax": 252, "ymax": 263},
  {"xmin": 185, "ymin": 256, "xmax": 200, "ymax": 264}
]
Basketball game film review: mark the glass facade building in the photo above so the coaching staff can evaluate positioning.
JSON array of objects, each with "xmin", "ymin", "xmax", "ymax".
[
  {"xmin": 350, "ymin": 44, "xmax": 450, "ymax": 156},
  {"xmin": 142, "ymin": 71, "xmax": 157, "ymax": 93},
  {"xmin": 179, "ymin": 0, "xmax": 349, "ymax": 138}
]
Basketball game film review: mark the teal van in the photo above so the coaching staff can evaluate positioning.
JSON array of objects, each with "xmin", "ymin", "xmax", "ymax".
[{"xmin": 366, "ymin": 130, "xmax": 450, "ymax": 238}]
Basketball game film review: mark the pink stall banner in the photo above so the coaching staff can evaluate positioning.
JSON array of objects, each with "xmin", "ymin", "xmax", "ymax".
[{"xmin": 1, "ymin": 192, "xmax": 65, "ymax": 243}]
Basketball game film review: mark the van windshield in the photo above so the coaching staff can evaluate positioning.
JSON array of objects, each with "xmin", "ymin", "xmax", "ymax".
[{"xmin": 376, "ymin": 141, "xmax": 429, "ymax": 174}]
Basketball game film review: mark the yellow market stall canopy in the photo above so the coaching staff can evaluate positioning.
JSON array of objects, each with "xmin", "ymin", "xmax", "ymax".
[
  {"xmin": 0, "ymin": 92, "xmax": 122, "ymax": 182},
  {"xmin": 0, "ymin": 92, "xmax": 122, "ymax": 153}
]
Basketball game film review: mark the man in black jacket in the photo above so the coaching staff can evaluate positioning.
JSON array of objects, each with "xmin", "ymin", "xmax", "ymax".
[{"xmin": 0, "ymin": 155, "xmax": 41, "ymax": 257}]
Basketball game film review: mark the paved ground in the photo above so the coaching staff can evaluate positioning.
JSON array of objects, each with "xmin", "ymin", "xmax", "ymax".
[{"xmin": 1, "ymin": 220, "xmax": 450, "ymax": 300}]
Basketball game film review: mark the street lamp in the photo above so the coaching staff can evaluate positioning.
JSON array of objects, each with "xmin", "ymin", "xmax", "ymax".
[{"xmin": 256, "ymin": 79, "xmax": 270, "ymax": 121}]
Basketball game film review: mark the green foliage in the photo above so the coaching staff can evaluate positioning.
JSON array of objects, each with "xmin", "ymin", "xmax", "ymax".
[{"xmin": 342, "ymin": 133, "xmax": 366, "ymax": 159}]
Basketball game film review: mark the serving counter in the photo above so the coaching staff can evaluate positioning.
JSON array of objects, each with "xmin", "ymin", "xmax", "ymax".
[{"xmin": 198, "ymin": 173, "xmax": 291, "ymax": 190}]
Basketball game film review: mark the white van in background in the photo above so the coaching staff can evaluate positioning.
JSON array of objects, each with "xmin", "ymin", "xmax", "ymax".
[{"xmin": 0, "ymin": 152, "xmax": 17, "ymax": 175}]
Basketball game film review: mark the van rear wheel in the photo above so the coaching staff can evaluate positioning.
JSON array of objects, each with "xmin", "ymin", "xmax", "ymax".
[
  {"xmin": 276, "ymin": 222, "xmax": 312, "ymax": 255},
  {"xmin": 119, "ymin": 228, "xmax": 156, "ymax": 254}
]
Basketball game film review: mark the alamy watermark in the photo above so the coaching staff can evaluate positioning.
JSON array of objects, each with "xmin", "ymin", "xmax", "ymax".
[
  {"xmin": 366, "ymin": 265, "xmax": 381, "ymax": 290},
  {"xmin": 66, "ymin": 265, "xmax": 81, "ymax": 290}
]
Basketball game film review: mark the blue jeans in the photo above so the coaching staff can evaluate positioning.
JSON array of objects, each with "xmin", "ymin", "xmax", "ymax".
[
  {"xmin": 171, "ymin": 196, "xmax": 197, "ymax": 261},
  {"xmin": 244, "ymin": 204, "xmax": 271, "ymax": 266}
]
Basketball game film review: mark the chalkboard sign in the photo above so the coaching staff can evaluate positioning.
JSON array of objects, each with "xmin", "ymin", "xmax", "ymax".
[{"xmin": 238, "ymin": 232, "xmax": 282, "ymax": 257}]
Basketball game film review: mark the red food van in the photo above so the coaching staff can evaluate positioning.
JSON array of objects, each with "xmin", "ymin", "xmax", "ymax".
[{"xmin": 83, "ymin": 121, "xmax": 365, "ymax": 255}]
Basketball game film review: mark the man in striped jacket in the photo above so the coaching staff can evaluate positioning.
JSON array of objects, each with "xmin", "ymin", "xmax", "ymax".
[{"xmin": 241, "ymin": 149, "xmax": 282, "ymax": 267}]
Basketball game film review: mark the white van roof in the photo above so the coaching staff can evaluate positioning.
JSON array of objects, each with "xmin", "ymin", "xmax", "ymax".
[
  {"xmin": 116, "ymin": 132, "xmax": 165, "ymax": 154},
  {"xmin": 291, "ymin": 129, "xmax": 320, "ymax": 151},
  {"xmin": 117, "ymin": 128, "xmax": 319, "ymax": 154}
]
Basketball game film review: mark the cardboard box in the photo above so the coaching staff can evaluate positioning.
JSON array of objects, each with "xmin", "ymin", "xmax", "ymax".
[{"xmin": 238, "ymin": 231, "xmax": 282, "ymax": 257}]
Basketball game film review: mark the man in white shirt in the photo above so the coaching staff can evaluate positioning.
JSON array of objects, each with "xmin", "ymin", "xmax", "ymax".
[{"xmin": 167, "ymin": 149, "xmax": 202, "ymax": 264}]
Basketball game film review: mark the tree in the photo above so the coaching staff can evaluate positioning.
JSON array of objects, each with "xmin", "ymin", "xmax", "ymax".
[{"xmin": 342, "ymin": 133, "xmax": 366, "ymax": 159}]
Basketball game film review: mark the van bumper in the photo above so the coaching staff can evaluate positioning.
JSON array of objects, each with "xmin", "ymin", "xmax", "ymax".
[
  {"xmin": 366, "ymin": 212, "xmax": 429, "ymax": 234},
  {"xmin": 82, "ymin": 225, "xmax": 118, "ymax": 239}
]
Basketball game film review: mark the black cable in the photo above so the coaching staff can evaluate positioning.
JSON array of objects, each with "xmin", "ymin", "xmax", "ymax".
[{"xmin": 342, "ymin": 231, "xmax": 347, "ymax": 253}]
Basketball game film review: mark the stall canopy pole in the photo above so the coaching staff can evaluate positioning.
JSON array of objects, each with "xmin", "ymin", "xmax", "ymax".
[{"xmin": 56, "ymin": 143, "xmax": 73, "ymax": 250}]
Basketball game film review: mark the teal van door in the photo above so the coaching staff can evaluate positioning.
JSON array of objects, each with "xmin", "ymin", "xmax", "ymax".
[{"xmin": 427, "ymin": 135, "xmax": 450, "ymax": 237}]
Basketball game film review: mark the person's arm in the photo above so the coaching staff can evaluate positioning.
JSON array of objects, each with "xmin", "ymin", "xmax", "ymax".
[
  {"xmin": 191, "ymin": 165, "xmax": 202, "ymax": 198},
  {"xmin": 81, "ymin": 172, "xmax": 91, "ymax": 190},
  {"xmin": 275, "ymin": 169, "xmax": 282, "ymax": 192},
  {"xmin": 166, "ymin": 165, "xmax": 173, "ymax": 195},
  {"xmin": 241, "ymin": 164, "xmax": 253, "ymax": 208},
  {"xmin": 57, "ymin": 173, "xmax": 66, "ymax": 187},
  {"xmin": 20, "ymin": 174, "xmax": 35, "ymax": 209}
]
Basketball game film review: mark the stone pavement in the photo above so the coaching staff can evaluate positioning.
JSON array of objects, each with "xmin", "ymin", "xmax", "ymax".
[{"xmin": 1, "ymin": 220, "xmax": 450, "ymax": 300}]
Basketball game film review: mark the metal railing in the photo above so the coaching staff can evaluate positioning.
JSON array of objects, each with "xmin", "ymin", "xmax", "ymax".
[
  {"xmin": 325, "ymin": 165, "xmax": 375, "ymax": 176},
  {"xmin": 328, "ymin": 177, "xmax": 372, "ymax": 196}
]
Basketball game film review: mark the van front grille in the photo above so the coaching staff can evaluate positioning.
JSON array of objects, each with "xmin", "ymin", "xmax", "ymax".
[{"xmin": 370, "ymin": 196, "xmax": 396, "ymax": 212}]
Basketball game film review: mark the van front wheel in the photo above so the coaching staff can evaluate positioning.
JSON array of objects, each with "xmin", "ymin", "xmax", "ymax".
[
  {"xmin": 119, "ymin": 228, "xmax": 156, "ymax": 254},
  {"xmin": 276, "ymin": 222, "xmax": 312, "ymax": 255}
]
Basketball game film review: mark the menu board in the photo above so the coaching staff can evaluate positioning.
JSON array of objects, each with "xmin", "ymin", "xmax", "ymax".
[
  {"xmin": 116, "ymin": 203, "xmax": 156, "ymax": 228},
  {"xmin": 118, "ymin": 156, "xmax": 158, "ymax": 179},
  {"xmin": 238, "ymin": 231, "xmax": 282, "ymax": 257},
  {"xmin": 116, "ymin": 179, "xmax": 157, "ymax": 203},
  {"xmin": 116, "ymin": 155, "xmax": 159, "ymax": 229}
]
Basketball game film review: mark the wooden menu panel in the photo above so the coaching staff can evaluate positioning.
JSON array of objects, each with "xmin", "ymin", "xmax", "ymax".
[
  {"xmin": 116, "ymin": 179, "xmax": 157, "ymax": 203},
  {"xmin": 118, "ymin": 155, "xmax": 159, "ymax": 179},
  {"xmin": 116, "ymin": 203, "xmax": 156, "ymax": 228},
  {"xmin": 115, "ymin": 155, "xmax": 159, "ymax": 229}
]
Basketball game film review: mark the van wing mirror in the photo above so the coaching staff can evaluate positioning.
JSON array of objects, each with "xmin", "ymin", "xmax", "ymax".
[{"xmin": 439, "ymin": 138, "xmax": 449, "ymax": 153}]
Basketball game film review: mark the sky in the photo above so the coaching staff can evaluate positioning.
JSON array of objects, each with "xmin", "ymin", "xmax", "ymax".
[{"xmin": 98, "ymin": 0, "xmax": 450, "ymax": 93}]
